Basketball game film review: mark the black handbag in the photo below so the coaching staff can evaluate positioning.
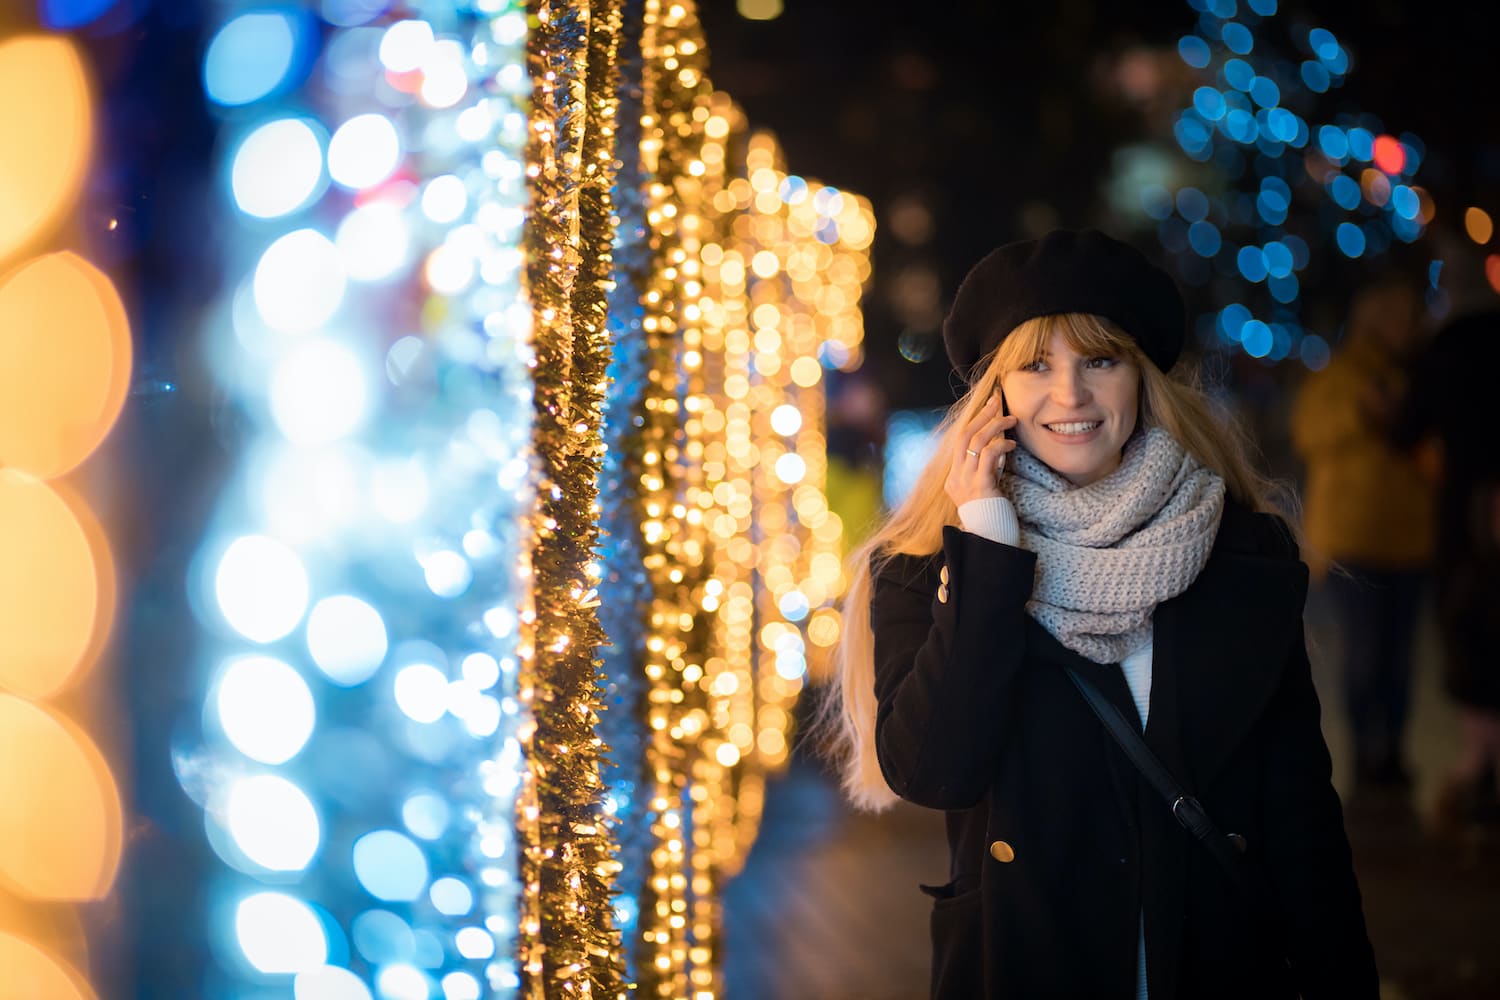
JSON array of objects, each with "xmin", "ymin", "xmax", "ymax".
[{"xmin": 1064, "ymin": 665, "xmax": 1259, "ymax": 899}]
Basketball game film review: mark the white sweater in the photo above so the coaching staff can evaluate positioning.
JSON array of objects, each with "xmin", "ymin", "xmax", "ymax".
[{"xmin": 959, "ymin": 495, "xmax": 1153, "ymax": 1000}]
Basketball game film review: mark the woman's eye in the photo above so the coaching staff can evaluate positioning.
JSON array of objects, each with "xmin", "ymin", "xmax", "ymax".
[
  {"xmin": 1020, "ymin": 359, "xmax": 1047, "ymax": 372},
  {"xmin": 1087, "ymin": 356, "xmax": 1118, "ymax": 369}
]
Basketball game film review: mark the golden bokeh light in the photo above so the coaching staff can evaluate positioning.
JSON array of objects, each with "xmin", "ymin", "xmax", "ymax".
[
  {"xmin": 0, "ymin": 475, "xmax": 113, "ymax": 698},
  {"xmin": 0, "ymin": 695, "xmax": 123, "ymax": 901},
  {"xmin": 1465, "ymin": 206, "xmax": 1494, "ymax": 245},
  {"xmin": 0, "ymin": 932, "xmax": 97, "ymax": 1000},
  {"xmin": 0, "ymin": 36, "xmax": 92, "ymax": 264},
  {"xmin": 0, "ymin": 252, "xmax": 132, "ymax": 478}
]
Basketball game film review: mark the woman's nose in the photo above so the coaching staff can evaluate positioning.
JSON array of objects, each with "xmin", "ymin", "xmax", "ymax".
[{"xmin": 1051, "ymin": 369, "xmax": 1089, "ymax": 406}]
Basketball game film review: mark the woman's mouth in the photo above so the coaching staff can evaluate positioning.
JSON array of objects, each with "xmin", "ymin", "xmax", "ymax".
[{"xmin": 1042, "ymin": 421, "xmax": 1102, "ymax": 437}]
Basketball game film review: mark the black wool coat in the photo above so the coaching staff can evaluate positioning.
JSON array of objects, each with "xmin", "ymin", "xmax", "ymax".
[{"xmin": 872, "ymin": 501, "xmax": 1378, "ymax": 999}]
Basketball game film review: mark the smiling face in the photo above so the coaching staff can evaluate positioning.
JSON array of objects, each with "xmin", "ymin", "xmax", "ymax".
[{"xmin": 999, "ymin": 323, "xmax": 1140, "ymax": 487}]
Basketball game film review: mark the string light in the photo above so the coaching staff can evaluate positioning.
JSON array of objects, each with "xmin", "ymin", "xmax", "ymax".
[{"xmin": 516, "ymin": 0, "xmax": 629, "ymax": 994}]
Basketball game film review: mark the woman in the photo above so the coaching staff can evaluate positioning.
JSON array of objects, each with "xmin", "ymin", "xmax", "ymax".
[{"xmin": 831, "ymin": 231, "xmax": 1377, "ymax": 998}]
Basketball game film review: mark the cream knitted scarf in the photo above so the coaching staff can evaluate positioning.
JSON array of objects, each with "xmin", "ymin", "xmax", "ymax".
[{"xmin": 1003, "ymin": 426, "xmax": 1226, "ymax": 664}]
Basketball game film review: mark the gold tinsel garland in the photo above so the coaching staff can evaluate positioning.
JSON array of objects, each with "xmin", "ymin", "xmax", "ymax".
[{"xmin": 519, "ymin": 0, "xmax": 628, "ymax": 995}]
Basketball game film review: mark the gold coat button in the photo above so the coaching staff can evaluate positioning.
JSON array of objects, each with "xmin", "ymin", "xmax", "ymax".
[
  {"xmin": 989, "ymin": 840, "xmax": 1015, "ymax": 863},
  {"xmin": 937, "ymin": 583, "xmax": 949, "ymax": 604},
  {"xmin": 939, "ymin": 565, "xmax": 950, "ymax": 585}
]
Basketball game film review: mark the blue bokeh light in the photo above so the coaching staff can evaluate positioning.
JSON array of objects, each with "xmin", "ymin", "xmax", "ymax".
[
  {"xmin": 1176, "ymin": 187, "xmax": 1210, "ymax": 223},
  {"xmin": 1263, "ymin": 241, "xmax": 1294, "ymax": 278},
  {"xmin": 1140, "ymin": 184, "xmax": 1174, "ymax": 220},
  {"xmin": 1178, "ymin": 35, "xmax": 1212, "ymax": 69},
  {"xmin": 1300, "ymin": 61, "xmax": 1330, "ymax": 93},
  {"xmin": 1237, "ymin": 246, "xmax": 1268, "ymax": 282},
  {"xmin": 1221, "ymin": 23, "xmax": 1254, "ymax": 54},
  {"xmin": 1241, "ymin": 320, "xmax": 1273, "ymax": 357},
  {"xmin": 1249, "ymin": 76, "xmax": 1280, "ymax": 108},
  {"xmin": 1268, "ymin": 273, "xmax": 1299, "ymax": 303},
  {"xmin": 1188, "ymin": 221, "xmax": 1222, "ymax": 257},
  {"xmin": 1329, "ymin": 174, "xmax": 1360, "ymax": 210},
  {"xmin": 204, "ymin": 10, "xmax": 308, "ymax": 107},
  {"xmin": 1255, "ymin": 190, "xmax": 1287, "ymax": 225},
  {"xmin": 1346, "ymin": 127, "xmax": 1374, "ymax": 161},
  {"xmin": 1219, "ymin": 303, "xmax": 1251, "ymax": 343},
  {"xmin": 1390, "ymin": 185, "xmax": 1419, "ymax": 220},
  {"xmin": 1247, "ymin": 0, "xmax": 1277, "ymax": 14},
  {"xmin": 1193, "ymin": 87, "xmax": 1227, "ymax": 121},
  {"xmin": 1317, "ymin": 125, "xmax": 1349, "ymax": 161},
  {"xmin": 1284, "ymin": 234, "xmax": 1310, "ymax": 270},
  {"xmin": 1336, "ymin": 222, "xmax": 1367, "ymax": 257},
  {"xmin": 1266, "ymin": 108, "xmax": 1297, "ymax": 143},
  {"xmin": 1223, "ymin": 109, "xmax": 1257, "ymax": 144},
  {"xmin": 38, "ymin": 0, "xmax": 119, "ymax": 29},
  {"xmin": 1308, "ymin": 27, "xmax": 1341, "ymax": 60},
  {"xmin": 1301, "ymin": 334, "xmax": 1331, "ymax": 370},
  {"xmin": 1224, "ymin": 58, "xmax": 1255, "ymax": 92}
]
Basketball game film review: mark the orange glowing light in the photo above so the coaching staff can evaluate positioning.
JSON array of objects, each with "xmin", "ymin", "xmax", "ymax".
[
  {"xmin": 1486, "ymin": 255, "xmax": 1500, "ymax": 296},
  {"xmin": 0, "ymin": 475, "xmax": 114, "ymax": 698},
  {"xmin": 0, "ymin": 36, "xmax": 92, "ymax": 264},
  {"xmin": 0, "ymin": 252, "xmax": 132, "ymax": 478},
  {"xmin": 1372, "ymin": 134, "xmax": 1405, "ymax": 175},
  {"xmin": 1359, "ymin": 168, "xmax": 1391, "ymax": 208},
  {"xmin": 0, "ymin": 933, "xmax": 97, "ymax": 1000},
  {"xmin": 0, "ymin": 696, "xmax": 122, "ymax": 900},
  {"xmin": 1466, "ymin": 207, "xmax": 1494, "ymax": 245}
]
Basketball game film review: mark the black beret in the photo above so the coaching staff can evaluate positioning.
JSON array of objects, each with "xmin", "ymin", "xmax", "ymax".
[{"xmin": 942, "ymin": 229, "xmax": 1186, "ymax": 379}]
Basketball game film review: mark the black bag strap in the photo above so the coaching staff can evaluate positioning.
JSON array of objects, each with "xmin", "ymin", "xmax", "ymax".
[{"xmin": 1064, "ymin": 665, "xmax": 1253, "ymax": 894}]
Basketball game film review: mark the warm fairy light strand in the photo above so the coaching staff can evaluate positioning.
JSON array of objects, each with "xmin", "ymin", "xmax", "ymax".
[
  {"xmin": 518, "ymin": 0, "xmax": 628, "ymax": 995},
  {"xmin": 636, "ymin": 0, "xmax": 716, "ymax": 995}
]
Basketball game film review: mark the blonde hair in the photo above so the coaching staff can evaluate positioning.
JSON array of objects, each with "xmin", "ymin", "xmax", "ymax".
[{"xmin": 823, "ymin": 312, "xmax": 1293, "ymax": 811}]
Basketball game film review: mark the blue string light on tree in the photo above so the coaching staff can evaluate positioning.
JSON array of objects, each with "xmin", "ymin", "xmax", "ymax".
[
  {"xmin": 188, "ymin": 4, "xmax": 533, "ymax": 997},
  {"xmin": 1157, "ymin": 0, "xmax": 1435, "ymax": 369}
]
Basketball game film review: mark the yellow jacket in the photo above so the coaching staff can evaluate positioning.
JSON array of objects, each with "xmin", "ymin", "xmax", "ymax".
[{"xmin": 1291, "ymin": 338, "xmax": 1434, "ymax": 576}]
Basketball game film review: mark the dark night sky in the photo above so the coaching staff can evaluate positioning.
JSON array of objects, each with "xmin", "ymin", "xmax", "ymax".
[{"xmin": 696, "ymin": 0, "xmax": 1500, "ymax": 407}]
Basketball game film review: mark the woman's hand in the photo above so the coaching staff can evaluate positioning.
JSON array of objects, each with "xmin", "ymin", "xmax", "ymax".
[{"xmin": 945, "ymin": 395, "xmax": 1018, "ymax": 507}]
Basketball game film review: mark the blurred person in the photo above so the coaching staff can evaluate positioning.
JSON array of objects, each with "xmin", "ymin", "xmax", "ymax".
[
  {"xmin": 828, "ymin": 231, "xmax": 1375, "ymax": 999},
  {"xmin": 1400, "ymin": 309, "xmax": 1500, "ymax": 830},
  {"xmin": 1290, "ymin": 278, "xmax": 1434, "ymax": 790}
]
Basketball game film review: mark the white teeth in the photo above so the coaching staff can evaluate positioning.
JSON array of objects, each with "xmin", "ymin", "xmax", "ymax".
[{"xmin": 1045, "ymin": 421, "xmax": 1101, "ymax": 435}]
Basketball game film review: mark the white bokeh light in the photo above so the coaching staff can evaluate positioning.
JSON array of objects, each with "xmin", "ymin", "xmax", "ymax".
[
  {"xmin": 774, "ymin": 452, "xmax": 807, "ymax": 485},
  {"xmin": 375, "ymin": 965, "xmax": 429, "ymax": 1000},
  {"xmin": 227, "ymin": 774, "xmax": 321, "ymax": 871},
  {"xmin": 377, "ymin": 19, "xmax": 434, "ymax": 73},
  {"xmin": 419, "ymin": 40, "xmax": 468, "ymax": 108},
  {"xmin": 429, "ymin": 877, "xmax": 473, "ymax": 916},
  {"xmin": 217, "ymin": 655, "xmax": 315, "ymax": 764},
  {"xmin": 440, "ymin": 972, "xmax": 481, "ymax": 1000},
  {"xmin": 270, "ymin": 338, "xmax": 368, "ymax": 445},
  {"xmin": 336, "ymin": 202, "xmax": 411, "ymax": 281},
  {"xmin": 215, "ymin": 535, "xmax": 309, "ymax": 642},
  {"xmin": 231, "ymin": 119, "xmax": 323, "ymax": 218},
  {"xmin": 394, "ymin": 663, "xmax": 448, "ymax": 723},
  {"xmin": 236, "ymin": 892, "xmax": 327, "ymax": 974},
  {"xmin": 770, "ymin": 403, "xmax": 803, "ymax": 436},
  {"xmin": 294, "ymin": 965, "xmax": 374, "ymax": 1000},
  {"xmin": 306, "ymin": 595, "xmax": 388, "ymax": 686},
  {"xmin": 424, "ymin": 243, "xmax": 474, "ymax": 295},
  {"xmin": 420, "ymin": 174, "xmax": 467, "ymax": 223},
  {"xmin": 453, "ymin": 927, "xmax": 494, "ymax": 960},
  {"xmin": 422, "ymin": 550, "xmax": 472, "ymax": 598},
  {"xmin": 253, "ymin": 228, "xmax": 346, "ymax": 333},
  {"xmin": 328, "ymin": 113, "xmax": 401, "ymax": 190}
]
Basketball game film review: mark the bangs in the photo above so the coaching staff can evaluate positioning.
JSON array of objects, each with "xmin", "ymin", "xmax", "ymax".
[{"xmin": 994, "ymin": 313, "xmax": 1137, "ymax": 371}]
